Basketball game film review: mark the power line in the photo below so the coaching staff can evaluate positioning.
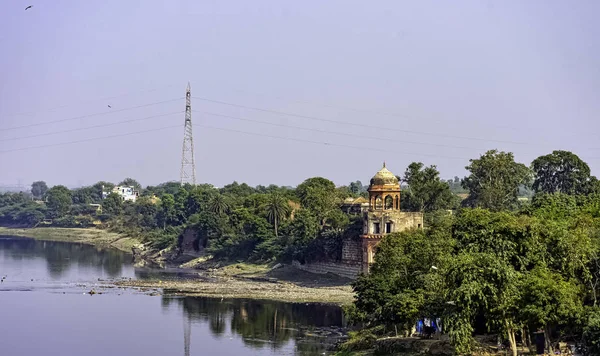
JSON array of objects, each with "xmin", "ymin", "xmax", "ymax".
[
  {"xmin": 191, "ymin": 96, "xmax": 532, "ymax": 146},
  {"xmin": 0, "ymin": 84, "xmax": 179, "ymax": 118},
  {"xmin": 0, "ymin": 111, "xmax": 183, "ymax": 142},
  {"xmin": 195, "ymin": 123, "xmax": 472, "ymax": 160},
  {"xmin": 0, "ymin": 97, "xmax": 183, "ymax": 132},
  {"xmin": 2, "ymin": 111, "xmax": 599, "ymax": 163},
  {"xmin": 0, "ymin": 125, "xmax": 181, "ymax": 154},
  {"xmin": 194, "ymin": 110, "xmax": 497, "ymax": 152},
  {"xmin": 226, "ymin": 88, "xmax": 523, "ymax": 132}
]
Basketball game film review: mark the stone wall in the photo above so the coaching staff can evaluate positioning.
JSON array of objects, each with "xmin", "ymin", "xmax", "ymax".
[
  {"xmin": 341, "ymin": 238, "xmax": 362, "ymax": 263},
  {"xmin": 363, "ymin": 211, "xmax": 424, "ymax": 234},
  {"xmin": 292, "ymin": 260, "xmax": 361, "ymax": 280}
]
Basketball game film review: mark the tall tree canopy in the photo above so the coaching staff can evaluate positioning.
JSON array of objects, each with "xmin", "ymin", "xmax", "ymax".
[
  {"xmin": 102, "ymin": 192, "xmax": 123, "ymax": 216},
  {"xmin": 263, "ymin": 193, "xmax": 290, "ymax": 237},
  {"xmin": 531, "ymin": 150, "xmax": 593, "ymax": 195},
  {"xmin": 45, "ymin": 185, "xmax": 72, "ymax": 217},
  {"xmin": 119, "ymin": 178, "xmax": 142, "ymax": 190},
  {"xmin": 295, "ymin": 177, "xmax": 342, "ymax": 228},
  {"xmin": 402, "ymin": 162, "xmax": 456, "ymax": 212},
  {"xmin": 462, "ymin": 150, "xmax": 532, "ymax": 211},
  {"xmin": 31, "ymin": 181, "xmax": 48, "ymax": 199}
]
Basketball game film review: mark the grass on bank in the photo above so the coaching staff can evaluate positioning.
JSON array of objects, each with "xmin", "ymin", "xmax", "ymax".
[{"xmin": 0, "ymin": 226, "xmax": 139, "ymax": 253}]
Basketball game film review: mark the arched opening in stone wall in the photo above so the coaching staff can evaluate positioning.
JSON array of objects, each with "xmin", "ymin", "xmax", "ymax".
[
  {"xmin": 384, "ymin": 195, "xmax": 393, "ymax": 210},
  {"xmin": 375, "ymin": 196, "xmax": 383, "ymax": 210},
  {"xmin": 395, "ymin": 195, "xmax": 400, "ymax": 209}
]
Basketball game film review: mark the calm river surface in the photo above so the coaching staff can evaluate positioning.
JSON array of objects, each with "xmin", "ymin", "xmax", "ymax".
[{"xmin": 0, "ymin": 236, "xmax": 346, "ymax": 356}]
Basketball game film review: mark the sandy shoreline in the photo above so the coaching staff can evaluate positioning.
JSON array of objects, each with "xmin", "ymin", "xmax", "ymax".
[{"xmin": 112, "ymin": 277, "xmax": 355, "ymax": 305}]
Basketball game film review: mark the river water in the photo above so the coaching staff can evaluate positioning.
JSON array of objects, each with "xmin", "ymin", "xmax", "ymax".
[{"xmin": 0, "ymin": 236, "xmax": 346, "ymax": 356}]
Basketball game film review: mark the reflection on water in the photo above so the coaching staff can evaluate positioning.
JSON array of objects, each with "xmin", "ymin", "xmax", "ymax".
[
  {"xmin": 164, "ymin": 297, "xmax": 346, "ymax": 355},
  {"xmin": 0, "ymin": 236, "xmax": 347, "ymax": 355},
  {"xmin": 0, "ymin": 236, "xmax": 133, "ymax": 281}
]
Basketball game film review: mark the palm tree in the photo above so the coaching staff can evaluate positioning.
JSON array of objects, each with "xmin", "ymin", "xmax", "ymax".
[
  {"xmin": 263, "ymin": 193, "xmax": 290, "ymax": 237},
  {"xmin": 209, "ymin": 194, "xmax": 230, "ymax": 216}
]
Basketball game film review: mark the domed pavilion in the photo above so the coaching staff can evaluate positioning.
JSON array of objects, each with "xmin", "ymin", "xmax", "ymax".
[{"xmin": 359, "ymin": 162, "xmax": 424, "ymax": 273}]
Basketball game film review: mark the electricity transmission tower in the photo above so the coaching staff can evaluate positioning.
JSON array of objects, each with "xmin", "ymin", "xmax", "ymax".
[
  {"xmin": 183, "ymin": 312, "xmax": 191, "ymax": 356},
  {"xmin": 180, "ymin": 82, "xmax": 197, "ymax": 185}
]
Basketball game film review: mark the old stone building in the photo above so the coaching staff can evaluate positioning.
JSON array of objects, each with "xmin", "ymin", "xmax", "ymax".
[
  {"xmin": 359, "ymin": 163, "xmax": 424, "ymax": 272},
  {"xmin": 294, "ymin": 163, "xmax": 424, "ymax": 278}
]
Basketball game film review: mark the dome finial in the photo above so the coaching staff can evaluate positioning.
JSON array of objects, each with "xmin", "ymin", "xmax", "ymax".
[{"xmin": 383, "ymin": 161, "xmax": 386, "ymax": 168}]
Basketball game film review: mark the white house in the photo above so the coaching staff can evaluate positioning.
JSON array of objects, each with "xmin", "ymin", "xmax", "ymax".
[{"xmin": 102, "ymin": 185, "xmax": 139, "ymax": 202}]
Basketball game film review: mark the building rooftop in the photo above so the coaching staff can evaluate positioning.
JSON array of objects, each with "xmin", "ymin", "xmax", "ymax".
[{"xmin": 369, "ymin": 162, "xmax": 399, "ymax": 186}]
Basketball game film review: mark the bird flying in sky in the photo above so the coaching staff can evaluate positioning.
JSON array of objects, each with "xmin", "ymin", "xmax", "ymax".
[
  {"xmin": 25, "ymin": 5, "xmax": 33, "ymax": 10},
  {"xmin": 107, "ymin": 105, "xmax": 112, "ymax": 108}
]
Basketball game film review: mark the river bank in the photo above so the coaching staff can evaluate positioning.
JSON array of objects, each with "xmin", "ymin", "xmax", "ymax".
[
  {"xmin": 115, "ymin": 258, "xmax": 355, "ymax": 304},
  {"xmin": 0, "ymin": 226, "xmax": 139, "ymax": 253},
  {"xmin": 0, "ymin": 227, "xmax": 355, "ymax": 304},
  {"xmin": 114, "ymin": 273, "xmax": 354, "ymax": 304}
]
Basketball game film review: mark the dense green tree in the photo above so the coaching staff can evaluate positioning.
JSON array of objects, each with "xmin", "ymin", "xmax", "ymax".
[
  {"xmin": 352, "ymin": 225, "xmax": 453, "ymax": 334},
  {"xmin": 135, "ymin": 196, "xmax": 159, "ymax": 229},
  {"xmin": 92, "ymin": 181, "xmax": 114, "ymax": 203},
  {"xmin": 209, "ymin": 193, "xmax": 230, "ymax": 216},
  {"xmin": 144, "ymin": 181, "xmax": 183, "ymax": 197},
  {"xmin": 519, "ymin": 267, "xmax": 584, "ymax": 353},
  {"xmin": 282, "ymin": 208, "xmax": 320, "ymax": 261},
  {"xmin": 31, "ymin": 181, "xmax": 48, "ymax": 199},
  {"xmin": 349, "ymin": 181, "xmax": 365, "ymax": 196},
  {"xmin": 462, "ymin": 150, "xmax": 532, "ymax": 211},
  {"xmin": 119, "ymin": 177, "xmax": 142, "ymax": 191},
  {"xmin": 402, "ymin": 162, "xmax": 456, "ymax": 212},
  {"xmin": 296, "ymin": 177, "xmax": 341, "ymax": 228},
  {"xmin": 71, "ymin": 187, "xmax": 94, "ymax": 205},
  {"xmin": 157, "ymin": 194, "xmax": 177, "ymax": 230},
  {"xmin": 583, "ymin": 307, "xmax": 600, "ymax": 355},
  {"xmin": 15, "ymin": 206, "xmax": 46, "ymax": 226},
  {"xmin": 532, "ymin": 150, "xmax": 593, "ymax": 195},
  {"xmin": 220, "ymin": 181, "xmax": 256, "ymax": 198},
  {"xmin": 174, "ymin": 187, "xmax": 190, "ymax": 223},
  {"xmin": 263, "ymin": 193, "xmax": 290, "ymax": 237},
  {"xmin": 102, "ymin": 192, "xmax": 123, "ymax": 216},
  {"xmin": 45, "ymin": 185, "xmax": 72, "ymax": 217}
]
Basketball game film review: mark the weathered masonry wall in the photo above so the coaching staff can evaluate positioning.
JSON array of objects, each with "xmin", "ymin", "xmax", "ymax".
[
  {"xmin": 341, "ymin": 239, "xmax": 362, "ymax": 263},
  {"xmin": 292, "ymin": 260, "xmax": 361, "ymax": 280}
]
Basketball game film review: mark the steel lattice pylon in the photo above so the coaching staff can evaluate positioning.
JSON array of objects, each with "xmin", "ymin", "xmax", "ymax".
[{"xmin": 180, "ymin": 82, "xmax": 196, "ymax": 185}]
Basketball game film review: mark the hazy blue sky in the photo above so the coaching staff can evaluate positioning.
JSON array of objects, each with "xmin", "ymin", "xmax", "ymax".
[{"xmin": 1, "ymin": 0, "xmax": 599, "ymax": 188}]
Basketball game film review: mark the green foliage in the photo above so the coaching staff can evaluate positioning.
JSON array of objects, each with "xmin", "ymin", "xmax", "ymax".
[
  {"xmin": 45, "ymin": 185, "xmax": 72, "ymax": 217},
  {"xmin": 519, "ymin": 267, "xmax": 583, "ymax": 328},
  {"xmin": 296, "ymin": 177, "xmax": 341, "ymax": 228},
  {"xmin": 119, "ymin": 178, "xmax": 142, "ymax": 190},
  {"xmin": 402, "ymin": 162, "xmax": 456, "ymax": 212},
  {"xmin": 3, "ymin": 151, "xmax": 599, "ymax": 355},
  {"xmin": 208, "ymin": 193, "xmax": 230, "ymax": 216},
  {"xmin": 447, "ymin": 176, "xmax": 468, "ymax": 194},
  {"xmin": 263, "ymin": 193, "xmax": 290, "ymax": 237},
  {"xmin": 583, "ymin": 307, "xmax": 600, "ymax": 355},
  {"xmin": 31, "ymin": 181, "xmax": 48, "ymax": 199},
  {"xmin": 337, "ymin": 328, "xmax": 378, "ymax": 352},
  {"xmin": 352, "ymin": 200, "xmax": 600, "ymax": 354},
  {"xmin": 102, "ymin": 192, "xmax": 123, "ymax": 216},
  {"xmin": 532, "ymin": 150, "xmax": 593, "ymax": 195},
  {"xmin": 157, "ymin": 193, "xmax": 177, "ymax": 229},
  {"xmin": 462, "ymin": 150, "xmax": 532, "ymax": 211}
]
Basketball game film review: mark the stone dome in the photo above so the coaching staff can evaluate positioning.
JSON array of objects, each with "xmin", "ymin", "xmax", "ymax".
[{"xmin": 369, "ymin": 163, "xmax": 399, "ymax": 186}]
